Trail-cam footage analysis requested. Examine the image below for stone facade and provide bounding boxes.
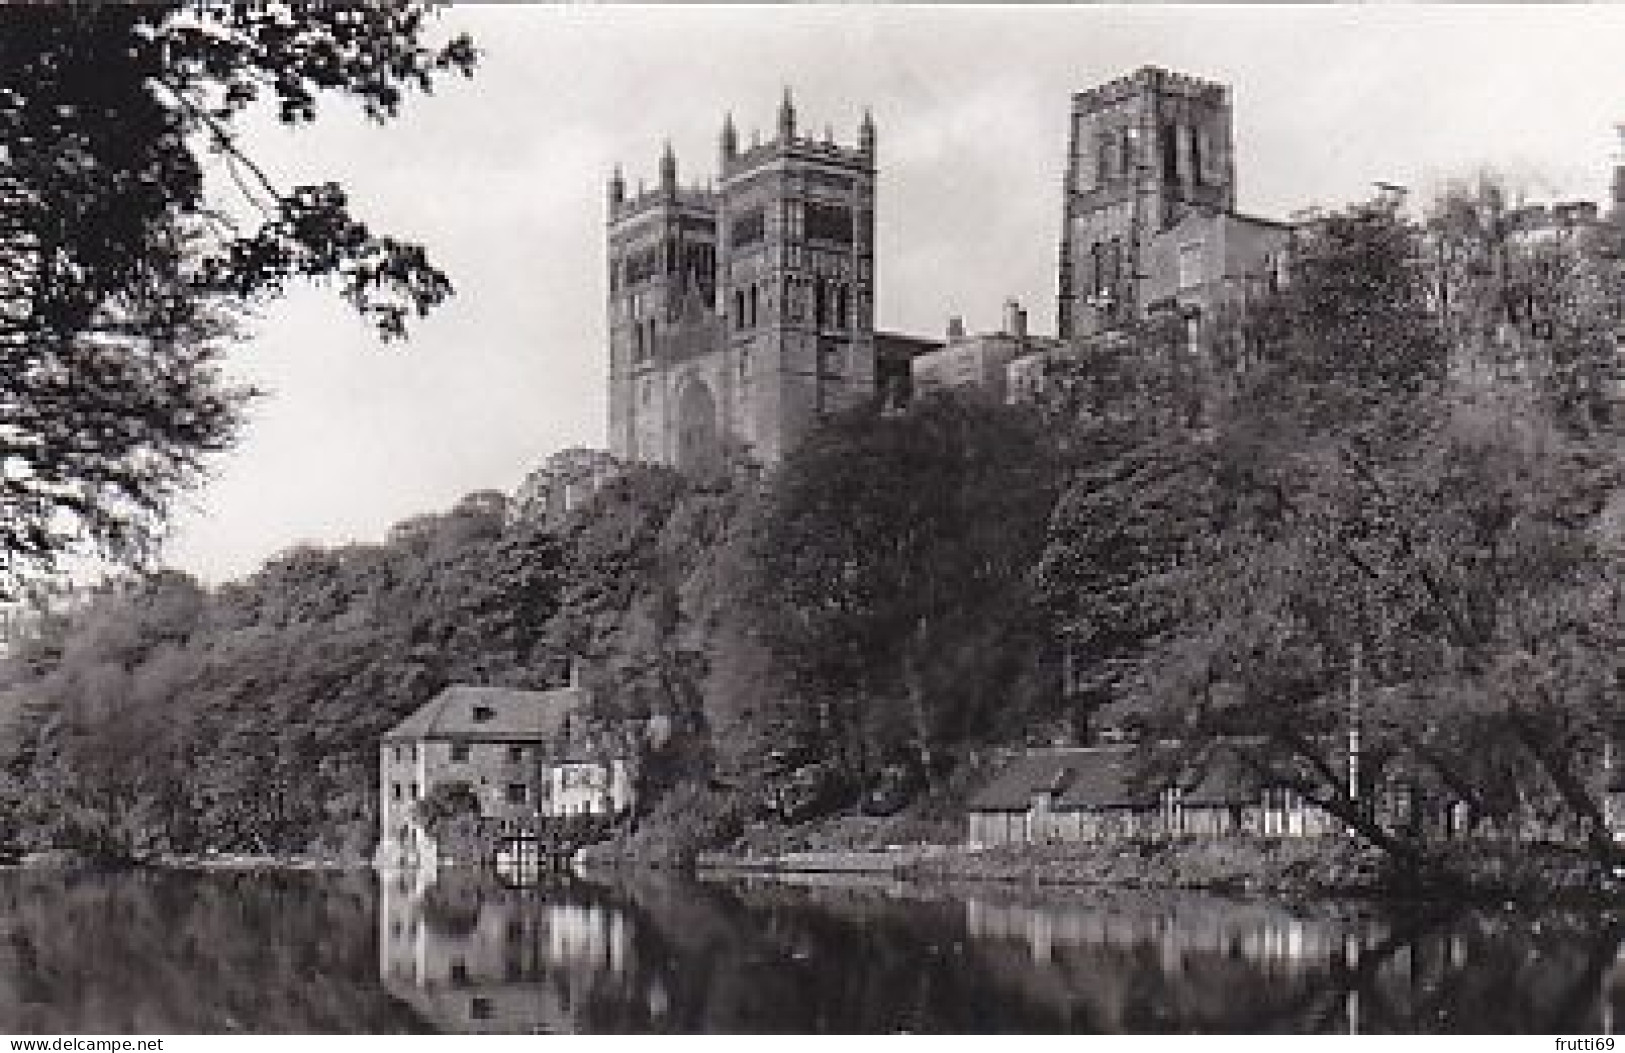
[1056,66,1289,346]
[606,92,881,469]
[376,683,634,868]
[912,299,1062,404]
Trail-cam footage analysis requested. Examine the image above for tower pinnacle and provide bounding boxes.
[721,111,738,164]
[659,140,677,197]
[860,107,876,159]
[778,87,797,142]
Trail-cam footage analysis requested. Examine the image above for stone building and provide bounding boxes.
[376,682,634,868]
[1056,67,1292,348]
[911,299,1063,405]
[607,91,893,470]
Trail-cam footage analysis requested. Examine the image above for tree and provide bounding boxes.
[1078,195,1625,880]
[738,393,1062,786]
[0,3,476,597]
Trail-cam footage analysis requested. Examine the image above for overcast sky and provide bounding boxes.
[161,4,1625,583]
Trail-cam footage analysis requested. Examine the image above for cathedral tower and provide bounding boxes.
[607,93,877,469]
[1057,67,1236,340]
[717,89,877,465]
[606,144,722,467]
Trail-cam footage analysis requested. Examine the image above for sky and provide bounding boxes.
[161,4,1625,583]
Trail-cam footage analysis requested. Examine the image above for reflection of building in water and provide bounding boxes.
[378,870,645,1034]
[964,897,1346,976]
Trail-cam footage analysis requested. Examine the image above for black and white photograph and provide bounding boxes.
[3,0,1625,1037]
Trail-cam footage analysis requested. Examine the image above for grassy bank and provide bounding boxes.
[899,837,1388,896]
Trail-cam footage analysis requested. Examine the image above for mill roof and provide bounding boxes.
[382,684,588,744]
[967,745,1262,813]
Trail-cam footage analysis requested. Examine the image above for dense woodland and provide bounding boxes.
[4,179,1625,885]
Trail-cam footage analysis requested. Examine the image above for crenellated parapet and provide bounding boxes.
[1072,65,1230,109]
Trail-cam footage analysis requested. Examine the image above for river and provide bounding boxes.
[0,865,1620,1033]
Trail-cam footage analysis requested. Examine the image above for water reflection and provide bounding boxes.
[3,864,1624,1033]
[377,867,639,1033]
[0,867,421,1033]
[374,867,1625,1033]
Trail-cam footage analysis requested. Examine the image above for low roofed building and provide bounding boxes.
[966,745,1336,848]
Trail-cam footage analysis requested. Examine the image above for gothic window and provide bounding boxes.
[734,289,746,329]
[749,284,759,328]
[814,280,827,329]
[1188,125,1203,187]
[1096,129,1113,183]
[730,208,765,248]
[835,285,849,330]
[805,203,853,245]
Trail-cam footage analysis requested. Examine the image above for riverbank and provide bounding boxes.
[1,847,370,871]
[601,808,1620,903]
[691,834,1384,894]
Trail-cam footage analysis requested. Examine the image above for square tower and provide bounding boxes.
[605,147,723,467]
[718,92,878,465]
[1057,67,1236,340]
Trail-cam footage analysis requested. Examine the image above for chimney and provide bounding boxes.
[1003,298,1023,337]
[947,315,965,340]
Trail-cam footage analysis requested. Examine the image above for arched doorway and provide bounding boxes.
[675,374,719,471]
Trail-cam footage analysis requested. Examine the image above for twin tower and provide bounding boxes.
[607,69,1244,470]
[606,90,877,469]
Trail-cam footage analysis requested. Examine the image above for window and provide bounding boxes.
[734,289,746,329]
[1161,123,1179,184]
[835,285,849,330]
[471,705,494,723]
[1187,126,1203,187]
[804,202,853,245]
[410,783,419,800]
[451,742,470,763]
[506,784,528,805]
[507,744,525,764]
[392,783,402,801]
[749,284,759,328]
[729,207,764,248]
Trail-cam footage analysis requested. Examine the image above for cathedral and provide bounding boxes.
[606,69,1304,470]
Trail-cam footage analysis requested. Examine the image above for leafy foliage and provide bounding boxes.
[0,491,564,859]
[737,394,1064,781]
[0,3,476,596]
